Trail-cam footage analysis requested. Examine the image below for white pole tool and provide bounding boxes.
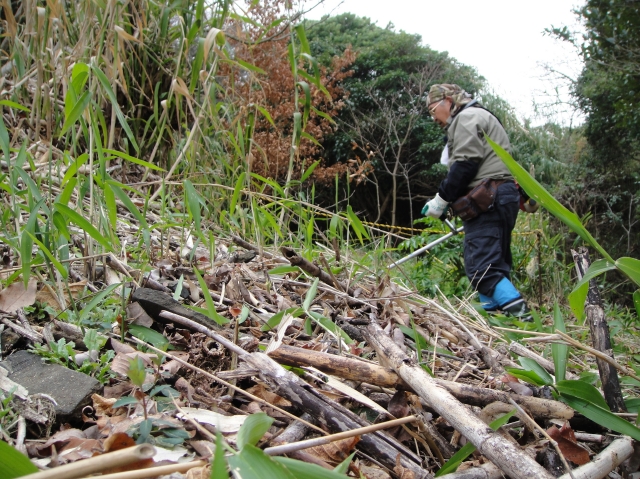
[389,219,464,269]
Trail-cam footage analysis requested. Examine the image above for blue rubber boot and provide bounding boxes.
[478,293,499,312]
[491,277,533,322]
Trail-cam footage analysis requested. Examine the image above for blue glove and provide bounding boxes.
[422,193,449,219]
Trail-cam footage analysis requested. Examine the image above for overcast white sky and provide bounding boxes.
[306,0,585,125]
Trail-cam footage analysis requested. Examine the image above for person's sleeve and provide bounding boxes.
[437,112,484,202]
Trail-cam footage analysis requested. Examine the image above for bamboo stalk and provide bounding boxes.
[263,416,417,456]
[22,445,156,479]
[77,460,206,479]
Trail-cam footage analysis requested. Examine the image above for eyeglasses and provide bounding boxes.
[429,100,444,117]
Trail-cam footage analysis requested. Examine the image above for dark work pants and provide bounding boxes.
[462,182,520,296]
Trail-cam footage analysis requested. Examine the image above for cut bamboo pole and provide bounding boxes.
[77,460,206,479]
[22,445,156,479]
[557,436,634,479]
[263,416,417,456]
[365,321,554,479]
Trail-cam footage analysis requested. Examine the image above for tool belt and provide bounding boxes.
[451,178,507,221]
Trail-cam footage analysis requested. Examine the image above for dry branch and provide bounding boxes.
[364,321,554,479]
[269,344,574,419]
[280,246,356,296]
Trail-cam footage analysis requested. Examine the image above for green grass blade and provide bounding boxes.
[230,172,246,213]
[518,357,554,385]
[552,302,568,382]
[184,179,203,232]
[237,412,273,449]
[54,204,114,251]
[194,269,229,325]
[60,90,91,136]
[0,440,39,478]
[346,205,369,245]
[91,63,139,152]
[556,380,610,410]
[79,283,121,322]
[103,149,164,171]
[560,393,640,440]
[26,232,68,279]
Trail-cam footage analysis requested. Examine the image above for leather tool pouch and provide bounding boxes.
[451,178,502,221]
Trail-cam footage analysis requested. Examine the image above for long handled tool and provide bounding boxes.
[390,219,464,269]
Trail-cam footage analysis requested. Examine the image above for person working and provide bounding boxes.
[422,84,533,321]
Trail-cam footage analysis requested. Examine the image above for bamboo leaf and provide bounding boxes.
[230,172,246,213]
[128,324,170,351]
[615,257,640,288]
[300,160,320,183]
[346,205,369,244]
[237,412,273,450]
[307,311,354,344]
[256,106,275,128]
[559,393,640,440]
[556,380,610,410]
[54,204,114,251]
[60,90,91,136]
[91,63,139,152]
[275,457,350,478]
[26,232,68,279]
[303,277,319,311]
[190,38,205,93]
[504,368,547,387]
[294,24,311,54]
[79,283,121,322]
[194,269,229,325]
[572,259,616,293]
[234,58,266,75]
[0,115,10,162]
[227,444,296,479]
[210,432,228,478]
[0,440,38,478]
[486,136,613,262]
[436,410,516,476]
[568,281,588,324]
[634,290,640,321]
[108,181,149,229]
[184,179,203,232]
[61,153,89,186]
[552,302,568,382]
[0,100,30,112]
[250,173,284,196]
[103,149,164,171]
[518,357,554,385]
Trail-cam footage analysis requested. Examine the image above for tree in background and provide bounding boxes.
[550,0,640,259]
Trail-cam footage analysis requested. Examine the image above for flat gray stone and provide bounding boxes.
[0,350,102,424]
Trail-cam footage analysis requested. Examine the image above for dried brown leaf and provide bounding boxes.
[246,384,291,407]
[393,454,416,479]
[0,279,37,313]
[103,432,154,473]
[546,423,590,465]
[306,437,360,465]
[35,281,85,310]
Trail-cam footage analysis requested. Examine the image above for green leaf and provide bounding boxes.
[60,89,92,136]
[250,173,284,197]
[210,432,228,478]
[0,115,10,162]
[556,380,610,410]
[26,232,68,279]
[267,265,300,275]
[346,205,369,245]
[294,24,311,54]
[275,457,350,478]
[237,412,274,450]
[113,396,139,408]
[127,356,146,388]
[486,136,613,262]
[551,302,568,382]
[634,290,640,321]
[518,357,553,386]
[230,172,246,214]
[108,181,149,229]
[234,58,266,75]
[261,307,304,331]
[194,269,229,325]
[227,444,296,479]
[61,153,90,186]
[128,324,170,351]
[625,398,640,413]
[54,204,114,251]
[190,38,205,93]
[79,283,120,322]
[0,439,39,478]
[333,452,355,475]
[504,367,547,387]
[103,149,164,171]
[560,393,640,440]
[300,160,320,183]
[0,100,30,112]
[184,179,203,232]
[302,277,319,311]
[572,259,616,293]
[307,311,354,344]
[256,106,275,128]
[436,410,516,476]
[615,257,640,288]
[568,281,588,324]
[91,63,139,152]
